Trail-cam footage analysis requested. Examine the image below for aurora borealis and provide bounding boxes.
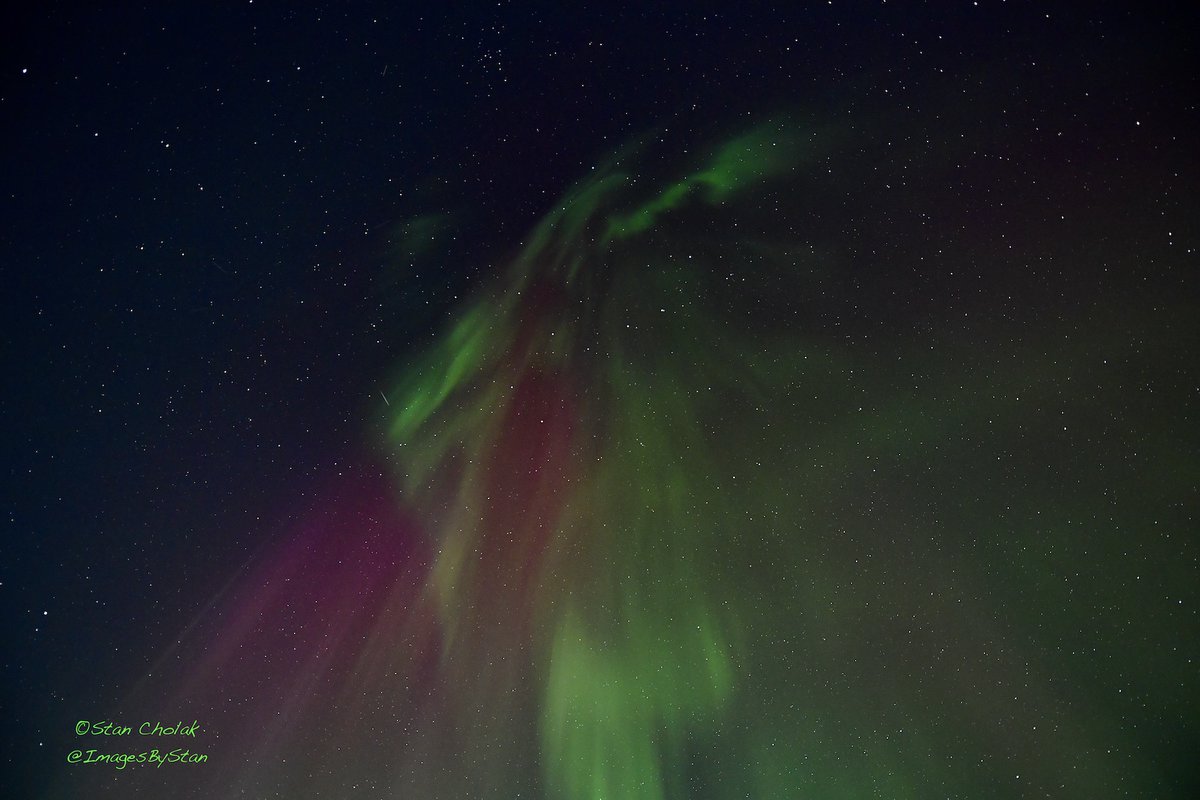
[4,4,1197,799]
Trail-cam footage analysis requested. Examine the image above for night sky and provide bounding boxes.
[2,3,1198,799]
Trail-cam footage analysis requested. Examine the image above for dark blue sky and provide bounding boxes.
[2,3,1197,797]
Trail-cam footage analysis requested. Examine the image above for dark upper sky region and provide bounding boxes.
[2,3,1197,798]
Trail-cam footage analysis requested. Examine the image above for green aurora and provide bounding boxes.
[63,109,1195,800]
[378,115,1198,798]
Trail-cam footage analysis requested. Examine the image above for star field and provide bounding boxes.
[1,4,1197,799]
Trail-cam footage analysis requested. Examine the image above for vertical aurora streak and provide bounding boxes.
[383,121,818,799]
